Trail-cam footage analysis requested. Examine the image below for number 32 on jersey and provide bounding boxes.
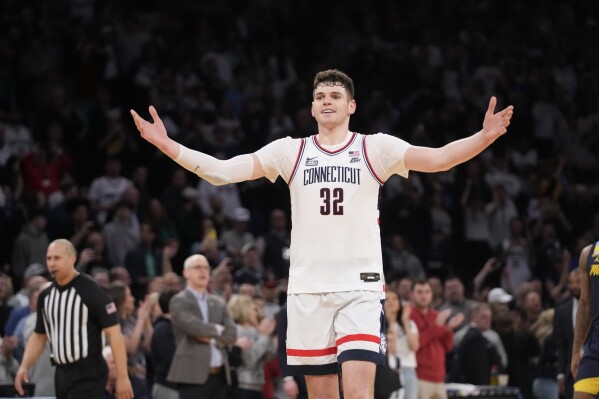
[320,187,343,215]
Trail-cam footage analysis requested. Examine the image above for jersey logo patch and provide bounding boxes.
[350,157,361,163]
[348,151,360,157]
[306,156,318,166]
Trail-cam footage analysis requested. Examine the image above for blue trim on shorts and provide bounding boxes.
[286,363,339,376]
[337,349,386,366]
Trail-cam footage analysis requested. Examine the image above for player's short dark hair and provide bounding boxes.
[158,288,178,314]
[313,69,355,100]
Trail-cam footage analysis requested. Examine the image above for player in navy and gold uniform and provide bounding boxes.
[572,241,599,398]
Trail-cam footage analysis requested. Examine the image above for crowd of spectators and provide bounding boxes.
[1,0,599,398]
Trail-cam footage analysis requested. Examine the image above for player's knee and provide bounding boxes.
[306,388,340,399]
[342,384,373,399]
[305,375,340,399]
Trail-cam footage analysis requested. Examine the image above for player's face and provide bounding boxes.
[311,84,356,129]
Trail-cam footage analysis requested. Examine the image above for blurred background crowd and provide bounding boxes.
[0,0,599,398]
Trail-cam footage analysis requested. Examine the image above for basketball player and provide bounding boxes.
[572,242,599,399]
[131,69,513,399]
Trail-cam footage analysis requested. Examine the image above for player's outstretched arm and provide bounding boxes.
[404,96,514,173]
[130,106,265,185]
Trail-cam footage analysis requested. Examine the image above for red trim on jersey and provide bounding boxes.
[336,334,381,346]
[314,132,356,154]
[363,136,384,185]
[287,347,338,357]
[287,138,306,186]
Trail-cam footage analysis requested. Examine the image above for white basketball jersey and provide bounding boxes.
[287,132,385,294]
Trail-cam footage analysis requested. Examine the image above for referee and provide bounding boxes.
[15,239,134,399]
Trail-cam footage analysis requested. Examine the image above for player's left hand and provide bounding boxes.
[115,375,134,399]
[481,96,514,141]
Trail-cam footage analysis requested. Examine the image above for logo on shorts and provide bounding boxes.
[380,332,387,355]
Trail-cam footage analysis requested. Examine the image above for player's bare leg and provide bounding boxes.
[341,360,376,399]
[305,374,339,399]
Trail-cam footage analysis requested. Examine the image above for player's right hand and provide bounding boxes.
[130,106,168,148]
[14,366,29,396]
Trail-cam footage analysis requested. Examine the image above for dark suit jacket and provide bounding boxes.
[554,297,575,387]
[167,289,237,385]
[458,325,501,385]
[151,316,176,388]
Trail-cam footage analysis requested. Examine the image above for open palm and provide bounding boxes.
[482,96,514,141]
[130,106,168,148]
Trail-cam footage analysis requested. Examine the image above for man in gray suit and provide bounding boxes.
[167,254,237,399]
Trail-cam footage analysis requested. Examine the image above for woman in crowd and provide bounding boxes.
[385,289,420,399]
[227,294,277,399]
[531,308,558,399]
[109,280,154,399]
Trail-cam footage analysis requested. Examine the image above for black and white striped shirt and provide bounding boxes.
[35,274,118,365]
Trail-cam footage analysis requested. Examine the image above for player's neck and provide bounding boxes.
[317,125,351,146]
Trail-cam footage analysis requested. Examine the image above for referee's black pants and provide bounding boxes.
[55,356,108,399]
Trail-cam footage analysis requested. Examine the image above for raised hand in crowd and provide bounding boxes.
[436,308,452,326]
[258,317,277,337]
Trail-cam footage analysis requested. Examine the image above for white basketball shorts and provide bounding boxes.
[285,290,386,375]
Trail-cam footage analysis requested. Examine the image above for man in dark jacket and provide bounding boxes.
[151,288,179,399]
[458,303,501,385]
